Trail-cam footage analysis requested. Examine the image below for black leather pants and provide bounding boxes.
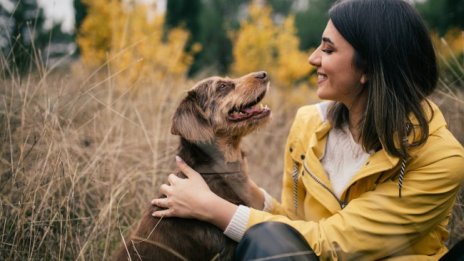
[234,222,319,261]
[439,238,464,261]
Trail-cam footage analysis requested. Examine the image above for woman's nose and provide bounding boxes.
[308,47,321,67]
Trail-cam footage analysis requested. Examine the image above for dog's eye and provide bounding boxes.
[215,81,234,97]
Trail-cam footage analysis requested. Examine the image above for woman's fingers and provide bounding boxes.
[159,184,172,196]
[167,173,179,185]
[152,207,173,218]
[175,156,200,179]
[150,156,213,220]
[151,197,169,208]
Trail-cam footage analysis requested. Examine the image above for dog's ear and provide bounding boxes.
[171,90,214,142]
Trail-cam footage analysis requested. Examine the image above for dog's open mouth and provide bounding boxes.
[227,90,271,122]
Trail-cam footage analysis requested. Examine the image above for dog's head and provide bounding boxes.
[171,71,271,143]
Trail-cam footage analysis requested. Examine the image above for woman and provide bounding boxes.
[152,0,464,259]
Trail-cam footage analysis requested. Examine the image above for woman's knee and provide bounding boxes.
[234,222,319,260]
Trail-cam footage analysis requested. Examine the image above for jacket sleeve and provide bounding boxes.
[247,134,464,260]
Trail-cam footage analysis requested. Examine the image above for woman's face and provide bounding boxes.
[309,20,366,107]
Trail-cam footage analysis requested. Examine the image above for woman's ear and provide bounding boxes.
[360,74,367,85]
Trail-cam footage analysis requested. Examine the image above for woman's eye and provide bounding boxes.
[322,49,333,54]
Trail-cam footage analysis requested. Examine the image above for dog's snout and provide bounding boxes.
[254,71,268,80]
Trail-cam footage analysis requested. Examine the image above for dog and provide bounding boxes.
[113,71,271,260]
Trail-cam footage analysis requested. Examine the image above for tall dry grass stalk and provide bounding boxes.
[0,50,463,260]
[431,33,464,247]
[431,89,464,247]
[0,65,313,259]
[0,68,184,259]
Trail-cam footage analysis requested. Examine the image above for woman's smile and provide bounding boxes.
[308,20,366,106]
[317,71,328,85]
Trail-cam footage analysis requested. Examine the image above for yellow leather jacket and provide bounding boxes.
[248,101,464,260]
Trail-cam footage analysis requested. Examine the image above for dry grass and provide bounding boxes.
[0,66,462,260]
[431,89,464,247]
[0,67,311,260]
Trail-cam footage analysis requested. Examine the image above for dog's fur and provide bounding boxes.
[113,71,271,260]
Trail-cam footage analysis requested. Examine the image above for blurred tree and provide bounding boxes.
[268,0,293,16]
[164,0,202,75]
[1,0,48,74]
[77,0,117,67]
[430,28,464,90]
[232,4,274,76]
[232,3,312,87]
[77,0,195,85]
[74,0,88,31]
[41,24,76,68]
[444,0,464,30]
[165,0,200,43]
[73,0,88,55]
[415,0,464,35]
[165,0,248,76]
[294,0,334,50]
[415,0,448,34]
[0,0,15,56]
[193,0,246,75]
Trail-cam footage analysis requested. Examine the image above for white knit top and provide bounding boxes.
[321,124,371,199]
[224,107,370,242]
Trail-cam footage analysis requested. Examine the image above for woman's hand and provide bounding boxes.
[151,156,238,230]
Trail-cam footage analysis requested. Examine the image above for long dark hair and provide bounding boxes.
[328,0,438,158]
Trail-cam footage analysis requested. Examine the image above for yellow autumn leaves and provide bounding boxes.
[78,0,195,86]
[77,1,313,88]
[432,29,464,62]
[232,4,312,87]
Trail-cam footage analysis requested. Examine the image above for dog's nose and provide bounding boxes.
[254,71,268,80]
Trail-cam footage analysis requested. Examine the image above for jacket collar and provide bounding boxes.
[409,100,447,140]
[303,100,447,213]
[312,100,446,164]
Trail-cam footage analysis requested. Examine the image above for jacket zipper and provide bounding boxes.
[303,162,347,209]
[292,163,299,213]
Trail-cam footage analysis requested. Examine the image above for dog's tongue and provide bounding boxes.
[229,104,267,120]
[242,105,262,114]
[229,111,250,120]
[229,107,259,120]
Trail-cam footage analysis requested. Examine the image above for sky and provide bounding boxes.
[38,0,74,32]
[37,0,167,33]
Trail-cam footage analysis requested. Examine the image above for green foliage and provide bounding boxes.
[295,0,334,50]
[415,0,464,35]
[165,0,248,75]
[73,0,88,55]
[191,0,241,75]
[74,0,88,31]
[444,0,464,30]
[3,0,48,75]
[165,0,204,75]
[165,0,201,43]
[268,0,293,16]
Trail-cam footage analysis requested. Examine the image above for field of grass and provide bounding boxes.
[0,67,462,260]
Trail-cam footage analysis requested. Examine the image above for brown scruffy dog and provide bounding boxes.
[113,71,271,260]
